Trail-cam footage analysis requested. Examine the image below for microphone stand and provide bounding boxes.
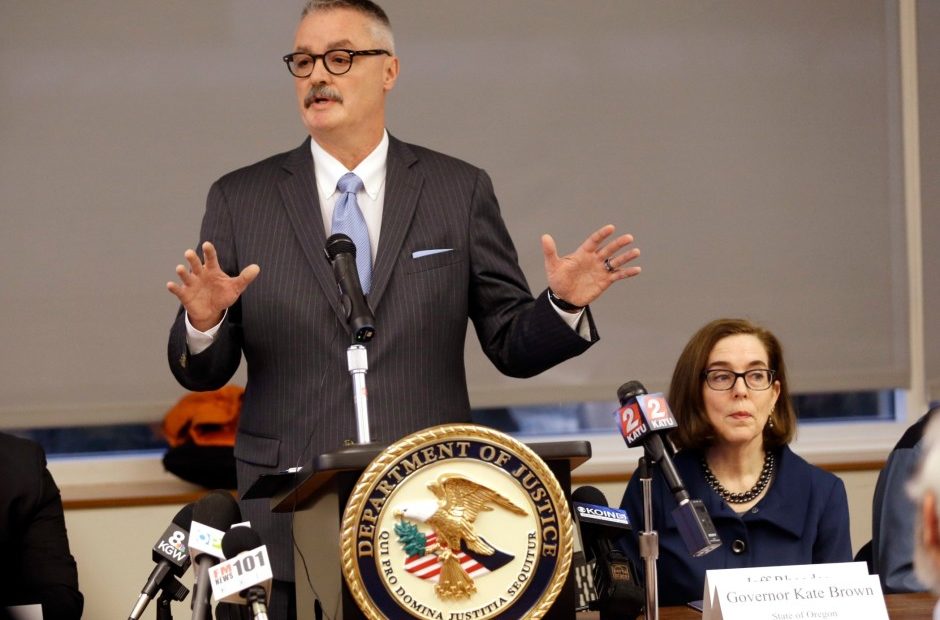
[191,559,216,620]
[156,589,176,620]
[325,235,375,445]
[152,576,188,620]
[637,456,659,620]
[246,586,270,620]
[347,343,371,444]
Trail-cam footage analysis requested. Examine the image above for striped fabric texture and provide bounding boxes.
[168,135,599,581]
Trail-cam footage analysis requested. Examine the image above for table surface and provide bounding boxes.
[577,592,938,619]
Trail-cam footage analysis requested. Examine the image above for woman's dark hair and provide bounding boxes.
[669,318,795,450]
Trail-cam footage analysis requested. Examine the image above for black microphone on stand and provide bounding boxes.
[127,503,195,620]
[571,486,645,619]
[189,491,243,620]
[617,381,721,557]
[324,233,375,343]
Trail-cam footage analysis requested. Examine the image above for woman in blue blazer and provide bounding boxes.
[619,318,852,606]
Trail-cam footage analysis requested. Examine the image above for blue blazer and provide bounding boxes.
[618,445,852,606]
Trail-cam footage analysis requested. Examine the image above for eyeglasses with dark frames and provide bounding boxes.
[282,49,391,77]
[702,368,776,391]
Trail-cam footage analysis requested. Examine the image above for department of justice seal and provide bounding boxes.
[340,424,573,620]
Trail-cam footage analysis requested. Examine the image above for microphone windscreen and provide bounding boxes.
[171,502,195,529]
[617,380,647,404]
[572,485,609,508]
[325,233,356,259]
[192,490,242,530]
[572,486,608,563]
[222,526,263,559]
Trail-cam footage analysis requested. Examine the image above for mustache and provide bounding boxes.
[304,84,343,107]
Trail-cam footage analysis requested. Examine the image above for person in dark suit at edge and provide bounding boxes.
[0,432,83,619]
[869,406,939,592]
[166,1,641,617]
[908,414,940,618]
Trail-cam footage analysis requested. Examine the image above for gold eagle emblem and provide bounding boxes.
[396,473,528,599]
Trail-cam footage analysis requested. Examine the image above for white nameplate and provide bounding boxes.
[703,562,867,618]
[209,545,273,603]
[5,605,43,620]
[704,573,886,620]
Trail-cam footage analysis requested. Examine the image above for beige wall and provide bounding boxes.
[65,470,879,619]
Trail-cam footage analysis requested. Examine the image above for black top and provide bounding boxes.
[0,432,83,618]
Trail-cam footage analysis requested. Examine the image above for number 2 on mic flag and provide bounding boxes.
[619,402,643,436]
[618,393,676,447]
[639,394,676,429]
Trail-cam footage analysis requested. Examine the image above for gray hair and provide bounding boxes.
[301,0,395,53]
[908,414,940,591]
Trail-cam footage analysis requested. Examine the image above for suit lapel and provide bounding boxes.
[278,138,348,323]
[370,136,422,310]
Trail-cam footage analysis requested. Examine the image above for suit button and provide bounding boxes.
[731,539,747,554]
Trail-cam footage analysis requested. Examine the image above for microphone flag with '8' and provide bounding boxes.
[127,502,195,620]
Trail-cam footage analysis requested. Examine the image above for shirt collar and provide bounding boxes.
[310,130,388,201]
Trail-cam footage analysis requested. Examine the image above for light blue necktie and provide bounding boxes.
[331,172,372,294]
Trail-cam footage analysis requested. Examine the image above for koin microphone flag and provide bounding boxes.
[571,486,645,618]
[127,502,195,620]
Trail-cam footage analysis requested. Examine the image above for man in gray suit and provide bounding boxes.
[167,0,640,616]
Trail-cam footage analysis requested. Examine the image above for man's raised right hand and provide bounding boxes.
[166,241,260,332]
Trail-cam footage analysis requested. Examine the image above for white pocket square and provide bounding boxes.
[412,248,453,259]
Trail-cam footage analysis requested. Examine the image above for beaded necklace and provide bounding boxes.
[701,450,775,504]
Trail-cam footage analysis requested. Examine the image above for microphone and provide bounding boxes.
[571,486,645,619]
[324,233,375,343]
[209,526,273,620]
[189,491,243,620]
[617,381,721,557]
[127,502,195,620]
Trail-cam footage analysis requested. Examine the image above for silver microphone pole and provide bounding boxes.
[638,457,659,620]
[346,343,371,444]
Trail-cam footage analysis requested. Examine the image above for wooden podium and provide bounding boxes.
[267,440,591,620]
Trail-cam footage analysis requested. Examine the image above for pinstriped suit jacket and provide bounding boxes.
[168,135,599,580]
